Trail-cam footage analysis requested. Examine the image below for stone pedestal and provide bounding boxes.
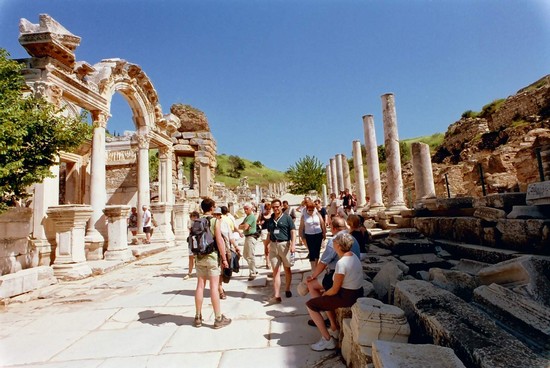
[526,180,550,205]
[173,203,190,250]
[350,297,410,347]
[150,202,175,245]
[103,205,134,261]
[47,205,93,280]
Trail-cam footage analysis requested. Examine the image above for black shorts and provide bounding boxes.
[306,287,363,313]
[143,226,153,234]
[322,270,335,291]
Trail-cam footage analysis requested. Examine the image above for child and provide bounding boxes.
[184,211,200,280]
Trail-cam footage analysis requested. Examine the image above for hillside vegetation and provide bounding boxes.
[215,154,286,188]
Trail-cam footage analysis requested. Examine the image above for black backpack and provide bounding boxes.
[188,216,216,255]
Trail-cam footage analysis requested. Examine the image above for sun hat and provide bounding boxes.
[213,207,222,214]
[297,281,309,296]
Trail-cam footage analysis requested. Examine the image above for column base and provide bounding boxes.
[104,248,134,262]
[53,262,92,281]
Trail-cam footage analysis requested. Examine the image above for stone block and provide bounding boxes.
[350,298,410,347]
[0,267,40,298]
[477,255,550,307]
[507,205,550,219]
[429,268,478,301]
[372,340,466,368]
[379,237,435,255]
[474,192,527,212]
[474,283,550,355]
[434,239,518,264]
[452,258,491,275]
[398,253,449,274]
[341,318,353,366]
[394,280,548,368]
[372,262,405,303]
[454,217,482,244]
[474,206,506,221]
[412,217,438,238]
[526,181,550,205]
[496,219,550,252]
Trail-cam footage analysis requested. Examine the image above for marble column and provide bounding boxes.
[352,140,367,208]
[197,157,210,198]
[411,142,436,202]
[150,203,175,245]
[159,146,174,204]
[330,158,338,195]
[342,154,352,192]
[255,185,261,203]
[85,111,107,259]
[322,184,328,206]
[136,134,151,231]
[382,93,407,211]
[326,165,333,195]
[48,205,93,280]
[363,115,385,210]
[335,154,345,194]
[103,205,134,261]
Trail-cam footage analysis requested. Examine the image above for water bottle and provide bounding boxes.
[289,252,295,266]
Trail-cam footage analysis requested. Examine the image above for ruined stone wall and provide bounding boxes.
[490,78,550,131]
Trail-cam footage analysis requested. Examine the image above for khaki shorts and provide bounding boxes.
[195,252,221,277]
[269,241,291,269]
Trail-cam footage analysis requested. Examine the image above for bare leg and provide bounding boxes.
[194,276,206,315]
[188,255,194,276]
[326,310,338,332]
[307,306,330,340]
[209,275,222,316]
[284,266,292,293]
[272,264,281,298]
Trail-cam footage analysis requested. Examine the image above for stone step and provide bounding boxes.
[433,239,520,264]
[372,340,466,368]
[394,280,548,368]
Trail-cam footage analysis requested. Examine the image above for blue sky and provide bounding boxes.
[1,0,549,172]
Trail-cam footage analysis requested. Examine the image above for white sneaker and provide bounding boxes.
[329,329,340,339]
[310,336,336,351]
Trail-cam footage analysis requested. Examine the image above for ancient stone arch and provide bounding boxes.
[14,14,212,265]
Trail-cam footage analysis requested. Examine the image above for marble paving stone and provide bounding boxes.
[270,314,320,346]
[161,318,271,354]
[0,330,90,366]
[3,360,103,368]
[145,352,221,368]
[52,325,177,361]
[220,345,337,368]
[16,309,117,334]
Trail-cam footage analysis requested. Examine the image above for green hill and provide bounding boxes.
[215,154,286,189]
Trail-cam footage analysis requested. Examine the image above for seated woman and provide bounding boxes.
[306,232,364,351]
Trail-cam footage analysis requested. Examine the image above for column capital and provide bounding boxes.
[159,145,174,159]
[135,134,150,149]
[91,111,108,129]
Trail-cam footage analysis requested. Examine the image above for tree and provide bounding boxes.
[0,49,89,211]
[227,155,245,178]
[286,155,325,194]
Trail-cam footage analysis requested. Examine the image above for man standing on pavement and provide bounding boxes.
[239,203,259,281]
[265,198,296,304]
[193,197,232,329]
[142,205,153,244]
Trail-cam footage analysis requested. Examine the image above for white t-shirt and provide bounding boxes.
[334,254,363,290]
[303,211,323,235]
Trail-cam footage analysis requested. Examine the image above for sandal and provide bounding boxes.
[219,290,227,300]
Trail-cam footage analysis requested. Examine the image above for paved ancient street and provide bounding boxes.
[0,244,345,368]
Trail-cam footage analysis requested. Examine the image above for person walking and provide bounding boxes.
[265,199,296,304]
[299,200,326,271]
[193,198,232,329]
[239,203,259,281]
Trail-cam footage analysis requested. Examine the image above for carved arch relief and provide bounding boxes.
[90,59,163,134]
